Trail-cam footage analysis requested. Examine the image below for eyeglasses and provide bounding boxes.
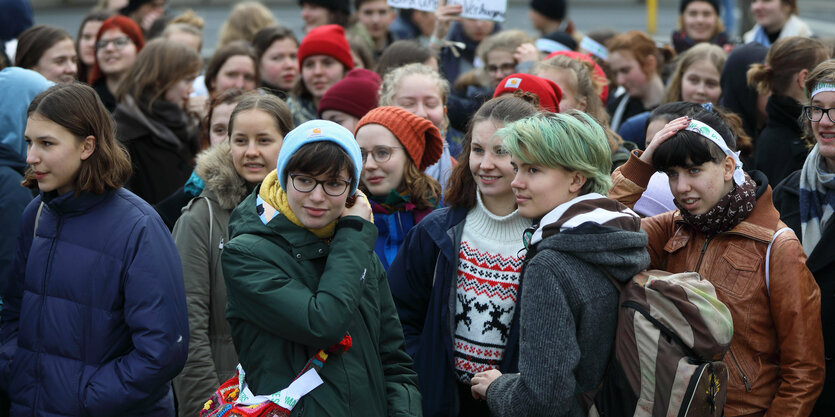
[486,63,516,74]
[289,173,351,196]
[361,146,403,164]
[804,106,835,123]
[95,37,132,50]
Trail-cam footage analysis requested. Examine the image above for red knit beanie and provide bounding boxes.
[493,73,562,113]
[297,24,354,71]
[88,15,145,85]
[355,106,443,171]
[546,50,610,103]
[317,68,381,118]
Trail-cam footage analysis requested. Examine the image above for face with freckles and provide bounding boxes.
[664,156,734,215]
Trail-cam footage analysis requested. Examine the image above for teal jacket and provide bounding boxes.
[221,188,422,416]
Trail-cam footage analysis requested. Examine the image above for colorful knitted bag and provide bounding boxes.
[200,334,353,417]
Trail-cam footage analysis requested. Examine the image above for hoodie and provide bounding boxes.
[0,142,32,286]
[0,67,53,158]
[486,193,649,417]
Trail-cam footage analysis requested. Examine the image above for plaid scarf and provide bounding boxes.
[799,144,835,256]
[676,174,757,237]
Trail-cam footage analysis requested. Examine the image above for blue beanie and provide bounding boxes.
[276,119,363,195]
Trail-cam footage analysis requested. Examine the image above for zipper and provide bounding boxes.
[34,213,61,413]
[693,236,712,273]
[728,348,752,392]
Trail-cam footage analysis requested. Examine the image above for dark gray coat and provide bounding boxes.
[486,222,649,417]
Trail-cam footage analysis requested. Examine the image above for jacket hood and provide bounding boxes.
[535,222,650,283]
[195,141,248,210]
[0,67,53,158]
[114,95,185,147]
[0,142,27,174]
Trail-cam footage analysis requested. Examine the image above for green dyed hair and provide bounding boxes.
[500,110,613,195]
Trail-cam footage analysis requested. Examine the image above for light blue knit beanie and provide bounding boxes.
[275,119,363,195]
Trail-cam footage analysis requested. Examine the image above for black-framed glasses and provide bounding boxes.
[289,173,351,197]
[804,106,835,123]
[361,146,403,164]
[96,37,131,50]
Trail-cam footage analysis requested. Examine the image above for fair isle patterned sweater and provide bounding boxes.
[453,194,530,382]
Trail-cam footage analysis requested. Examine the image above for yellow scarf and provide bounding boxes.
[258,170,337,239]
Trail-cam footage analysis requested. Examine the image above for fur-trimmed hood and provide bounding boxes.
[195,141,249,210]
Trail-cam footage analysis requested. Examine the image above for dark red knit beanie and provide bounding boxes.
[317,68,381,118]
[493,73,562,113]
[88,15,145,84]
[297,24,354,71]
[355,106,443,171]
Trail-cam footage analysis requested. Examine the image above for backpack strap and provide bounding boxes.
[765,227,792,297]
[33,201,44,239]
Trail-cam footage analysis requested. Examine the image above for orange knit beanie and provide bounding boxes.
[355,106,444,171]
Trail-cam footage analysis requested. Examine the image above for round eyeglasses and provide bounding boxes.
[289,173,351,197]
[361,146,404,164]
[95,37,132,50]
[804,106,835,123]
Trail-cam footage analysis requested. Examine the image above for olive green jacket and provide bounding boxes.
[221,187,422,416]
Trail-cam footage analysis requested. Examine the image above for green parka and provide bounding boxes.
[221,187,422,417]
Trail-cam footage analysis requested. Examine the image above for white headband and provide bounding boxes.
[579,36,608,60]
[811,82,835,98]
[684,120,745,186]
[535,38,571,54]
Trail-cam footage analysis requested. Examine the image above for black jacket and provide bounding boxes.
[753,94,809,187]
[773,170,835,416]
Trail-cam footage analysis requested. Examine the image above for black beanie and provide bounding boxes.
[679,0,721,14]
[299,0,350,14]
[529,0,567,22]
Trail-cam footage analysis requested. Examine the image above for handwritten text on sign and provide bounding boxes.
[387,0,507,22]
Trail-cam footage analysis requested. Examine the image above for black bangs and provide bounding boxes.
[285,142,354,180]
[652,130,727,172]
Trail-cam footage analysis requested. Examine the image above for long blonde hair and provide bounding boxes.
[663,43,726,104]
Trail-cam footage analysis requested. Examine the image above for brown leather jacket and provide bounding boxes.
[611,153,824,417]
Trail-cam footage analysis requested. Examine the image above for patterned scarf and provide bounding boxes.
[258,170,337,239]
[676,174,757,237]
[527,192,642,247]
[369,189,436,223]
[799,144,835,256]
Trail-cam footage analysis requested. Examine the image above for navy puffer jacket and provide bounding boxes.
[0,188,188,417]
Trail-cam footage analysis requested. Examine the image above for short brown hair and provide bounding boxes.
[22,83,131,193]
[802,59,835,146]
[228,93,294,139]
[115,38,202,113]
[205,41,259,95]
[284,141,354,182]
[200,88,248,149]
[445,95,540,208]
[15,25,73,70]
[606,30,674,77]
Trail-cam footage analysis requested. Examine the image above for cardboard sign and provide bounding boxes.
[387,0,507,22]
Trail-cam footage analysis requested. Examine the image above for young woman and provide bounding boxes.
[2,82,187,416]
[203,88,246,149]
[469,110,649,416]
[672,0,730,54]
[354,106,442,270]
[204,41,259,98]
[14,24,77,83]
[220,119,420,415]
[172,93,292,417]
[89,15,145,112]
[286,24,353,125]
[299,0,351,33]
[217,1,276,47]
[664,43,726,105]
[318,68,381,132]
[605,30,671,131]
[388,95,539,417]
[743,0,813,47]
[252,26,299,99]
[617,43,726,148]
[379,63,459,193]
[748,36,830,186]
[76,10,112,85]
[113,38,202,204]
[772,60,835,417]
[611,109,824,416]
[474,30,535,92]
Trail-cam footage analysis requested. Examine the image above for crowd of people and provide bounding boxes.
[0,0,834,415]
